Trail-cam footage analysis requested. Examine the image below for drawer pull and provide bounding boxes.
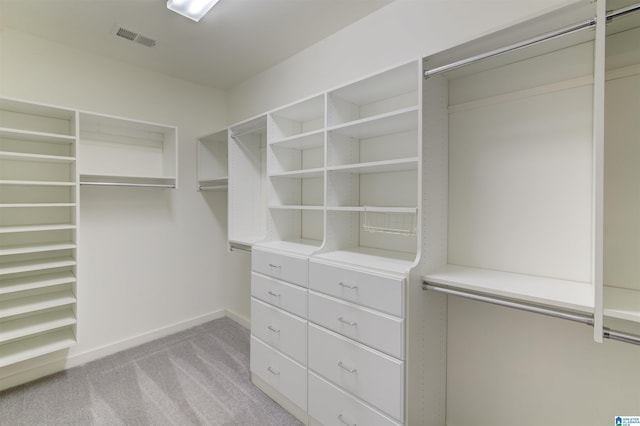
[267,290,281,297]
[268,263,282,269]
[338,361,357,374]
[267,325,280,333]
[338,281,358,290]
[338,317,357,327]
[338,414,356,426]
[267,366,280,376]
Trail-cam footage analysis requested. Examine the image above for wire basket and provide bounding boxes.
[362,208,417,236]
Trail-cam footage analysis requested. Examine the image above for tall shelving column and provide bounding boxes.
[197,129,228,191]
[0,98,78,371]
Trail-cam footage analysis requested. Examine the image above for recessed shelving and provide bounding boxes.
[0,272,76,296]
[197,129,228,191]
[0,151,75,163]
[0,224,76,234]
[0,289,76,320]
[0,309,76,343]
[0,257,77,276]
[0,328,76,369]
[327,158,419,174]
[0,242,76,256]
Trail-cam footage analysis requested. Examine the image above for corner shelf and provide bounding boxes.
[78,112,177,188]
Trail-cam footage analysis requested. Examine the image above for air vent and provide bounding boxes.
[112,25,157,48]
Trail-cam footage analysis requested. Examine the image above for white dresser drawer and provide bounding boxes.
[251,298,307,365]
[253,248,308,286]
[309,372,401,426]
[251,272,307,318]
[308,290,404,359]
[308,324,404,422]
[309,260,404,317]
[250,336,307,411]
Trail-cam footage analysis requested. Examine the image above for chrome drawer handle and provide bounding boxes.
[338,361,357,374]
[338,281,358,290]
[267,290,281,297]
[267,366,280,376]
[268,263,281,269]
[338,414,356,426]
[267,325,280,333]
[338,317,357,327]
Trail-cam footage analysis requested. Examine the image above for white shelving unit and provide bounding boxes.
[197,129,228,191]
[421,1,601,323]
[228,115,268,252]
[0,97,78,368]
[78,112,177,188]
[262,94,326,256]
[603,0,640,324]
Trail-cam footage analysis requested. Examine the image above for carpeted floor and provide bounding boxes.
[0,318,303,426]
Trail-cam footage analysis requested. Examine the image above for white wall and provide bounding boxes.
[227,0,640,424]
[0,27,250,387]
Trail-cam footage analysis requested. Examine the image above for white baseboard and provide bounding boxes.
[225,309,250,329]
[0,309,228,392]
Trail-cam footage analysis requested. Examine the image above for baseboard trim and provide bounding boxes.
[0,309,228,391]
[225,309,250,329]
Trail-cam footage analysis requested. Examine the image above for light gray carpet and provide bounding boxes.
[0,318,303,426]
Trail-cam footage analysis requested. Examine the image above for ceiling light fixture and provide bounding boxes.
[167,0,220,22]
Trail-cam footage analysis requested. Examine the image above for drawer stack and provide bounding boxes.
[308,259,406,426]
[249,247,309,420]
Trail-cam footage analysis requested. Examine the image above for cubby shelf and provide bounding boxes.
[0,224,76,234]
[0,309,76,343]
[269,129,324,149]
[0,151,75,163]
[0,289,76,319]
[0,242,76,256]
[0,203,76,208]
[0,328,76,369]
[0,272,76,296]
[269,168,324,179]
[327,107,418,139]
[327,158,419,174]
[0,127,76,144]
[197,129,228,191]
[0,257,76,276]
[0,180,76,186]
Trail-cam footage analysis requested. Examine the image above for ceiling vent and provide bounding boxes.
[112,25,157,48]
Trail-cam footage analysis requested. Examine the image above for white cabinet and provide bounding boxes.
[197,129,227,191]
[0,97,78,368]
[78,112,177,188]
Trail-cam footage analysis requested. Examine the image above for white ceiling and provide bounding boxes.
[0,0,393,90]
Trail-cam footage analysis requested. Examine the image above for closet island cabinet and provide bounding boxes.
[227,60,431,425]
[0,98,78,369]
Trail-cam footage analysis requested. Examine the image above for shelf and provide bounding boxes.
[423,264,594,313]
[326,206,417,213]
[327,157,419,174]
[0,308,76,344]
[79,174,176,188]
[256,239,322,256]
[0,180,75,187]
[269,168,324,179]
[0,272,76,296]
[269,129,324,149]
[0,127,76,144]
[0,328,76,369]
[198,178,228,191]
[328,107,418,139]
[0,224,76,234]
[269,205,324,211]
[0,242,76,256]
[604,287,640,323]
[0,203,76,208]
[0,289,76,319]
[0,257,76,276]
[0,151,75,163]
[314,247,416,275]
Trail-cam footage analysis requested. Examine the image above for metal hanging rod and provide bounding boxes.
[423,282,640,346]
[607,2,640,21]
[80,181,175,188]
[230,127,265,140]
[423,2,640,80]
[423,18,596,79]
[423,282,594,325]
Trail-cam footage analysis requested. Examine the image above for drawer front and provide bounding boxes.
[250,336,307,411]
[251,272,307,318]
[251,298,307,365]
[309,260,404,317]
[253,248,308,286]
[309,372,401,426]
[308,291,404,359]
[308,324,404,422]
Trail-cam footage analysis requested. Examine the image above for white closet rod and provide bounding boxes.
[423,2,640,79]
[79,181,175,188]
[423,282,640,346]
